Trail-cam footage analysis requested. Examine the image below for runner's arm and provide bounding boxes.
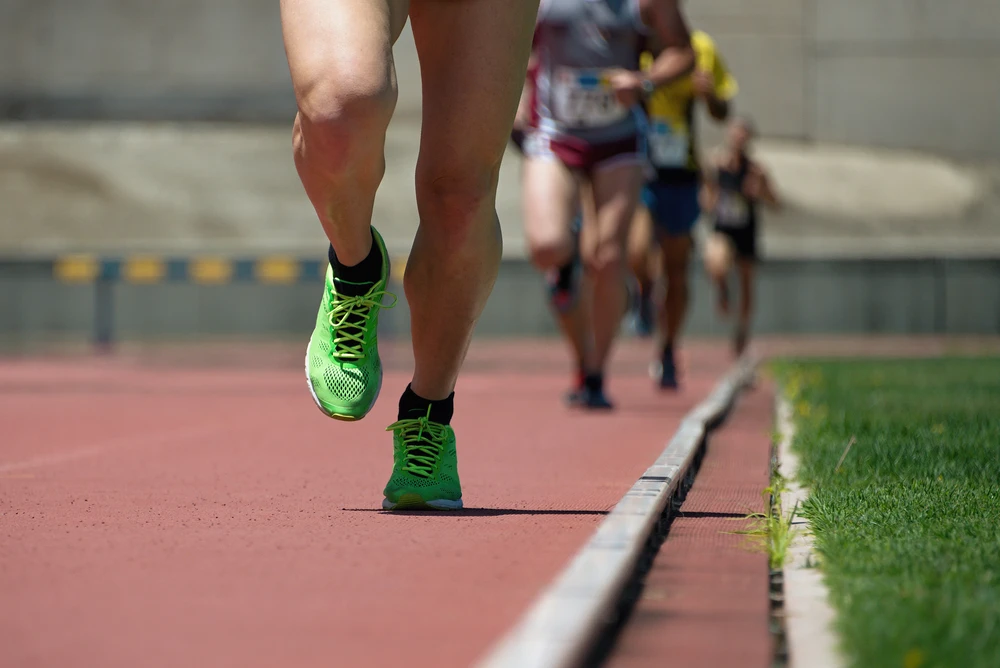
[749,164,782,210]
[705,94,729,122]
[699,181,719,214]
[693,70,729,121]
[510,48,538,154]
[695,37,738,122]
[699,157,721,213]
[758,172,782,210]
[514,51,538,132]
[639,0,695,88]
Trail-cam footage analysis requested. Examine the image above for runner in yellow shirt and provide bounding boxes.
[629,30,738,389]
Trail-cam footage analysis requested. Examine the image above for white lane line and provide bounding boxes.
[776,395,844,668]
[477,358,755,668]
[0,424,227,474]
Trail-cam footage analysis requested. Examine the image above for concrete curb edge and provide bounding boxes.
[776,394,844,668]
[476,357,756,668]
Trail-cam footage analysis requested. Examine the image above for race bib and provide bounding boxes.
[716,191,750,228]
[648,119,690,168]
[552,68,628,129]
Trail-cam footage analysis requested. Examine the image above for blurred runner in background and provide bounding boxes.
[632,30,737,389]
[702,115,781,357]
[517,0,695,409]
[512,52,587,406]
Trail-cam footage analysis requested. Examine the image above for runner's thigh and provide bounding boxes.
[590,163,645,254]
[280,0,409,112]
[522,156,580,256]
[409,0,539,179]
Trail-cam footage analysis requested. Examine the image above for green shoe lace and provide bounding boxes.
[386,407,448,477]
[328,285,396,362]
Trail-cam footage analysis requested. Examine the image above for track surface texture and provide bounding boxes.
[606,382,775,668]
[0,340,731,668]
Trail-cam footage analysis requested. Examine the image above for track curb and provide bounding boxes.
[775,395,843,668]
[477,357,756,668]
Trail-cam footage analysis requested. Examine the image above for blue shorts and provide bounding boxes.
[641,182,701,237]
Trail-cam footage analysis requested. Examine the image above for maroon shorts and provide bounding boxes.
[522,130,645,175]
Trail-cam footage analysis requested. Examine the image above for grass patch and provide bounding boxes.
[737,469,797,570]
[774,357,1000,668]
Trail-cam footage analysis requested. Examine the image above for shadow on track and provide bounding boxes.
[343,508,609,517]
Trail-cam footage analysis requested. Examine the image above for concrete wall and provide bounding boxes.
[3,259,999,348]
[0,0,421,121]
[689,0,1000,157]
[2,1,998,155]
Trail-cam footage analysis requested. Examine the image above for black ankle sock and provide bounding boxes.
[554,260,575,292]
[329,229,383,297]
[398,384,455,425]
[583,373,603,393]
[662,342,675,363]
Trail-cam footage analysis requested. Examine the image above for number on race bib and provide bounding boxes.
[648,120,690,168]
[716,192,750,228]
[552,68,629,129]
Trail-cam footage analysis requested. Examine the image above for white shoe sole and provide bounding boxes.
[382,497,464,511]
[304,338,382,421]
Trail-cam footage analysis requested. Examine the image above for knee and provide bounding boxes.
[528,233,573,270]
[584,239,625,278]
[293,73,396,173]
[415,161,502,244]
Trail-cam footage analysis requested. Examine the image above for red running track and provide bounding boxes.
[0,340,731,668]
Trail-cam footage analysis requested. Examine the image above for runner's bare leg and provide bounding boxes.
[735,258,755,353]
[627,205,659,298]
[523,158,579,269]
[280,0,410,265]
[406,0,539,400]
[523,157,598,374]
[584,163,645,369]
[658,234,693,346]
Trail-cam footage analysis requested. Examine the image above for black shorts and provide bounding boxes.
[715,224,757,260]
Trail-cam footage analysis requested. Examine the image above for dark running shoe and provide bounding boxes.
[579,385,614,410]
[734,326,749,357]
[568,374,615,410]
[659,346,679,390]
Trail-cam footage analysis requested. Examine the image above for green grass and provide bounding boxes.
[774,357,1000,668]
[736,469,797,570]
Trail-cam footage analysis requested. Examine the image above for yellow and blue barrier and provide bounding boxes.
[52,255,328,285]
[52,255,409,285]
[45,254,409,349]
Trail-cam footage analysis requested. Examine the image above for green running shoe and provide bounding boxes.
[383,407,463,510]
[305,228,395,421]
